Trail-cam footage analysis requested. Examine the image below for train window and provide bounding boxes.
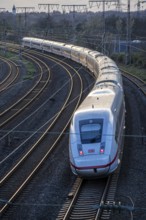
[101,65,118,70]
[96,80,118,86]
[64,49,70,54]
[79,119,103,144]
[44,45,51,49]
[32,43,40,46]
[53,47,60,51]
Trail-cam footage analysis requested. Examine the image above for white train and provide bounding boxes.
[22,37,125,178]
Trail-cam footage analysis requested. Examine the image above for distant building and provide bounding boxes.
[12,5,16,15]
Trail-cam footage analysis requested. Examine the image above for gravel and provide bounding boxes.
[1,55,94,220]
[1,52,146,220]
[110,77,146,220]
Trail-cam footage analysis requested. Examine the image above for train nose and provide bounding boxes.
[75,154,110,167]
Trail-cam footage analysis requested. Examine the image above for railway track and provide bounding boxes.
[55,65,146,220]
[0,56,19,92]
[0,46,87,217]
[121,68,146,95]
[0,50,50,127]
[1,42,145,220]
[0,47,87,163]
[57,167,121,220]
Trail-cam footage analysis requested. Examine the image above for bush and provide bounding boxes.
[111,53,125,63]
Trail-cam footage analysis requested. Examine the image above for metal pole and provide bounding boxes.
[38,4,59,37]
[16,7,35,34]
[89,0,121,54]
[126,0,131,65]
[102,0,105,53]
[61,5,87,18]
[38,4,59,17]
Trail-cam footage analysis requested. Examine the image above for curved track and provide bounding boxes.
[121,68,146,95]
[1,42,145,220]
[57,66,146,220]
[0,50,51,126]
[0,57,19,92]
[0,46,91,217]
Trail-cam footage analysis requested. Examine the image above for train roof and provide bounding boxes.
[72,45,84,51]
[96,73,122,87]
[51,41,65,46]
[88,50,102,58]
[76,84,122,116]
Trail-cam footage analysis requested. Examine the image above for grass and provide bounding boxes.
[22,60,35,80]
[1,49,145,82]
[0,50,35,80]
[118,64,146,82]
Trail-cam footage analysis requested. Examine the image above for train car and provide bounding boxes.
[86,51,102,75]
[51,42,66,56]
[61,44,73,59]
[42,40,53,53]
[97,56,119,74]
[22,37,32,48]
[69,79,125,178]
[22,37,125,178]
[71,46,84,63]
[31,38,43,50]
[22,37,43,50]
[69,54,125,178]
[79,48,92,67]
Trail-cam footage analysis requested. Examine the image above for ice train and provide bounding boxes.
[22,37,125,178]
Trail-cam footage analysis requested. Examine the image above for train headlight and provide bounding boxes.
[79,150,84,156]
[100,142,105,154]
[77,144,84,156]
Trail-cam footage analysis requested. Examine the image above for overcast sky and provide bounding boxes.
[0,0,145,12]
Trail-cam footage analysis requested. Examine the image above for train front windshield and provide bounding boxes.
[79,119,103,144]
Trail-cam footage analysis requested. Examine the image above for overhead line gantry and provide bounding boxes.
[38,4,59,16]
[0,8,5,12]
[62,5,87,18]
[38,4,59,37]
[136,0,146,16]
[89,0,120,53]
[16,7,35,32]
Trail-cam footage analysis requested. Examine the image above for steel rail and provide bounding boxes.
[0,56,19,92]
[121,68,146,96]
[0,50,50,128]
[0,58,11,86]
[0,54,83,216]
[0,52,72,167]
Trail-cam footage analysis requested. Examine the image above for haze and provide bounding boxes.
[0,0,144,12]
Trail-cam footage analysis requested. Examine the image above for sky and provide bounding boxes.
[0,0,146,12]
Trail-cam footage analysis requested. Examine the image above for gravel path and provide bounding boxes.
[111,77,146,220]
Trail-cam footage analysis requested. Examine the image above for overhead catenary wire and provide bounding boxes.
[0,41,144,140]
[0,197,146,213]
[0,199,134,209]
[0,129,145,138]
[0,55,95,164]
[0,45,145,140]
